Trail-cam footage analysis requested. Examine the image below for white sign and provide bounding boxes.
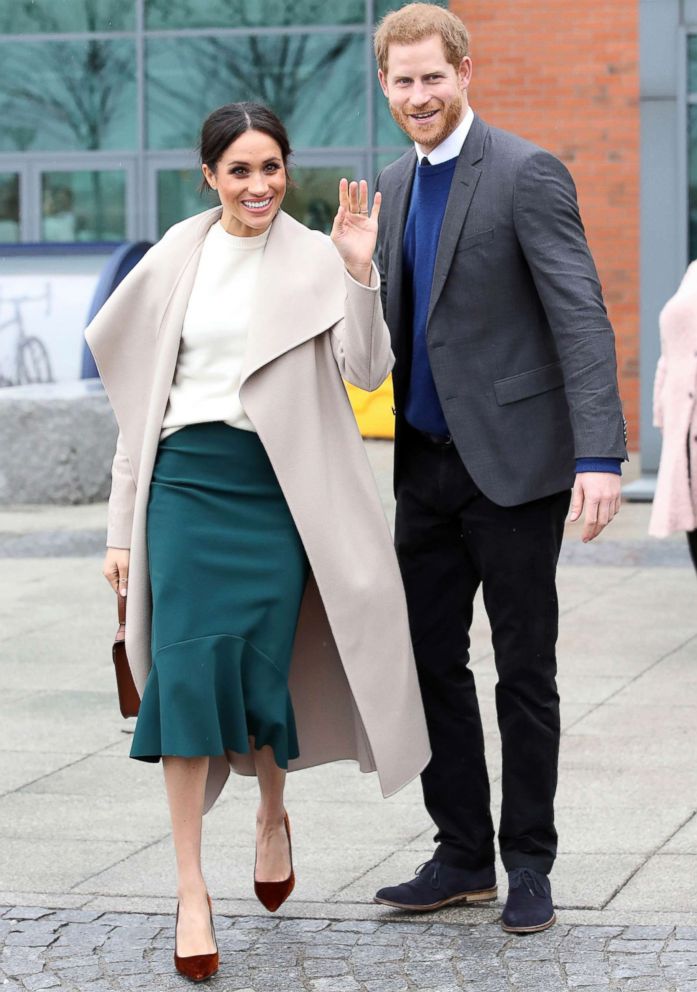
[0,273,98,387]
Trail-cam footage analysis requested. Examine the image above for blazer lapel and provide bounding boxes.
[427,115,488,327]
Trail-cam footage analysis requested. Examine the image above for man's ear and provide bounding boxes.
[458,56,473,90]
[378,68,390,98]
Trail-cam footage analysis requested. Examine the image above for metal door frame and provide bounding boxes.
[0,152,138,242]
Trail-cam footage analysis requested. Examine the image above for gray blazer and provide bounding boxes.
[376,114,627,506]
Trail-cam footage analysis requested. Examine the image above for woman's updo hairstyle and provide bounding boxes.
[198,102,292,194]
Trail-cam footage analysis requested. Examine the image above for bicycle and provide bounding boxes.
[0,283,54,386]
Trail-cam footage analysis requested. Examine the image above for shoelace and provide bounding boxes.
[415,861,440,890]
[508,867,547,897]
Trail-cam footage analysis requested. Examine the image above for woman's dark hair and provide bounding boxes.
[198,102,292,194]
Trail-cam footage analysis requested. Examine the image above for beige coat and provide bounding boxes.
[650,262,697,538]
[85,207,430,811]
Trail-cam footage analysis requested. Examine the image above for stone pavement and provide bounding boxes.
[3,909,697,992]
[2,441,697,990]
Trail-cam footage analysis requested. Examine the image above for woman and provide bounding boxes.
[649,261,697,571]
[85,102,430,982]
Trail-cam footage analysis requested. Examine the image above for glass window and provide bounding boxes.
[374,0,447,21]
[0,41,136,151]
[146,34,365,150]
[146,0,365,30]
[284,166,358,233]
[41,171,127,242]
[0,174,20,243]
[157,169,218,237]
[0,0,134,34]
[690,37,697,93]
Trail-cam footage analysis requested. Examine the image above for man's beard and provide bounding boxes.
[389,92,464,148]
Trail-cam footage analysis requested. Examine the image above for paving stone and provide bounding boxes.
[2,911,52,923]
[3,933,57,949]
[609,939,666,954]
[669,941,697,953]
[0,907,690,989]
[232,917,279,930]
[309,979,361,992]
[363,980,408,992]
[621,926,675,941]
[19,974,61,991]
[333,920,381,933]
[662,952,697,968]
[45,909,103,924]
[278,919,330,933]
[302,958,351,978]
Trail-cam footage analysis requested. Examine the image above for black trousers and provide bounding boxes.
[394,426,570,874]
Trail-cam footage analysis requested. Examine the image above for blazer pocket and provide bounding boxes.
[494,361,565,405]
[455,227,495,252]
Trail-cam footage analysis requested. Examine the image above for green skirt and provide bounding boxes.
[130,421,309,768]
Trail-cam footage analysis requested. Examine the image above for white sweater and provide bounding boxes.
[160,221,270,439]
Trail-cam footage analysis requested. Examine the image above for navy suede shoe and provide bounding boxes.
[501,868,556,933]
[374,859,497,911]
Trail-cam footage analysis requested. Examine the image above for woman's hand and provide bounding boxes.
[330,179,382,286]
[103,547,130,598]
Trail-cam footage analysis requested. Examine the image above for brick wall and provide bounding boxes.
[450,0,640,448]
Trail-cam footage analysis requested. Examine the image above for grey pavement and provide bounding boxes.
[2,441,697,990]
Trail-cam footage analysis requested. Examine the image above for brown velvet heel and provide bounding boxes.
[254,811,295,912]
[174,893,219,982]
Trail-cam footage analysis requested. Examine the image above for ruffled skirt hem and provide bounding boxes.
[130,632,300,770]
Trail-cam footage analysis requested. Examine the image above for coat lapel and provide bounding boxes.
[427,115,488,326]
[240,210,345,387]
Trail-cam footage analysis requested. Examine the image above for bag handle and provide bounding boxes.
[117,591,126,627]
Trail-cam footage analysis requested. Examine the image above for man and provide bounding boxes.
[372,3,626,933]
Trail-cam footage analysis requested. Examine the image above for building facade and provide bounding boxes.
[0,0,441,245]
[4,1,696,473]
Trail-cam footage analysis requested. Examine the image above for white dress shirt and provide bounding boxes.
[415,105,475,164]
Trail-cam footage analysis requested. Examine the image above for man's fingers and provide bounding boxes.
[597,500,611,529]
[568,479,584,522]
[581,498,599,542]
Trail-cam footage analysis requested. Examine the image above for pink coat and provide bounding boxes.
[649,262,697,537]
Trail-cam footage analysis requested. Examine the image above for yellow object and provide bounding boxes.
[345,375,396,439]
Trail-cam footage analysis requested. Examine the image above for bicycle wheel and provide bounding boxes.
[18,336,53,384]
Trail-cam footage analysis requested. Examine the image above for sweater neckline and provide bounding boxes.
[416,156,459,176]
[211,220,272,250]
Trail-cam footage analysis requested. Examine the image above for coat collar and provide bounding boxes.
[86,206,346,467]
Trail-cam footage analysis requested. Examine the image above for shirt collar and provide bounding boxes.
[415,106,474,165]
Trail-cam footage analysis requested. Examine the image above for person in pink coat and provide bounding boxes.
[649,261,697,571]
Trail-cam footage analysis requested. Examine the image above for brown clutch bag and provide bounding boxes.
[112,593,140,718]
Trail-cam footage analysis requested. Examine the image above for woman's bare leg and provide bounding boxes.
[162,755,216,956]
[252,742,292,881]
